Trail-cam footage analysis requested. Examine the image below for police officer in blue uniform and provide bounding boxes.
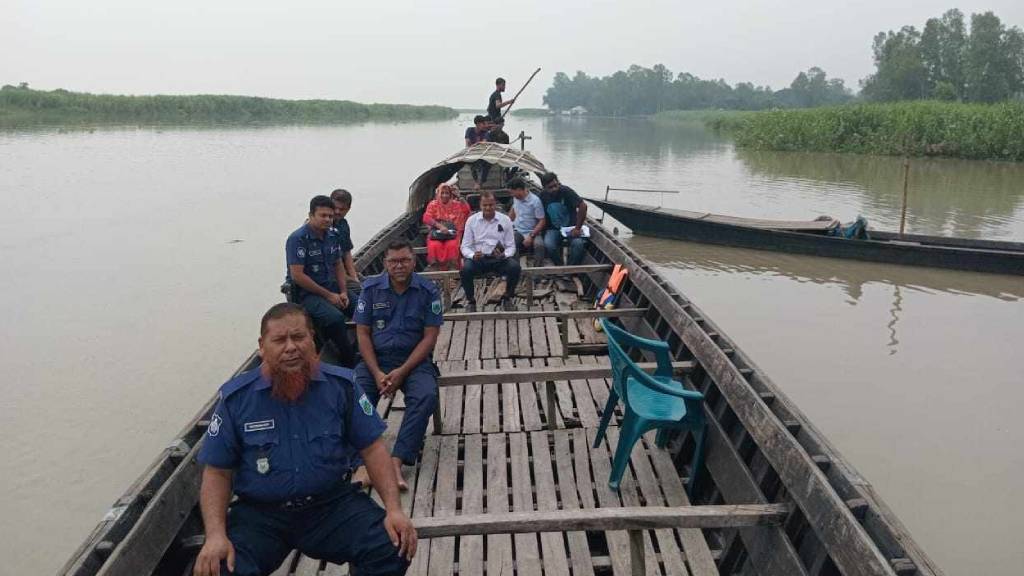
[194,303,416,576]
[351,240,443,490]
[285,195,356,368]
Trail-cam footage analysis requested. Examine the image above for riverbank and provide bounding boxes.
[0,85,457,127]
[678,101,1024,162]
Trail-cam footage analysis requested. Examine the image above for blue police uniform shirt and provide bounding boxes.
[198,363,385,503]
[331,218,354,256]
[353,272,444,360]
[285,223,343,294]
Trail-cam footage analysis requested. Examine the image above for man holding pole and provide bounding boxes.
[487,77,514,122]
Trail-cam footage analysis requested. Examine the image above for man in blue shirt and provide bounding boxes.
[539,172,589,266]
[507,177,546,267]
[330,188,361,317]
[194,303,416,576]
[285,195,355,367]
[352,240,443,490]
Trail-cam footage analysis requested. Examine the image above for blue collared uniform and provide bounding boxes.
[197,364,407,575]
[285,223,356,367]
[286,223,344,295]
[353,272,443,465]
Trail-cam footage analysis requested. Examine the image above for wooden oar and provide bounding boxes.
[500,67,542,120]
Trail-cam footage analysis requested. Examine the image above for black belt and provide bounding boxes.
[246,475,353,512]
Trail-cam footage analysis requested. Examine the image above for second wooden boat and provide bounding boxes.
[589,198,1024,276]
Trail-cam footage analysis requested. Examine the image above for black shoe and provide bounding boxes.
[466,302,477,313]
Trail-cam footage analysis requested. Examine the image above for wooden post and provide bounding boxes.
[526,273,534,309]
[545,381,557,431]
[629,530,645,576]
[432,404,442,435]
[558,318,569,358]
[899,156,910,236]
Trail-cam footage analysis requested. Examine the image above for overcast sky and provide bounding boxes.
[4,1,1023,108]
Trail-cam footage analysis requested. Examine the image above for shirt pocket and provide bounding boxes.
[371,305,394,331]
[241,430,280,471]
[403,307,425,332]
[306,415,347,464]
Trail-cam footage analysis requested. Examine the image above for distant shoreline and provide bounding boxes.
[0,85,458,127]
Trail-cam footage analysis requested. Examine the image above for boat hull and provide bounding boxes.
[590,198,1024,276]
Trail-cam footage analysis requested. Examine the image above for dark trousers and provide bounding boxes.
[470,160,491,185]
[224,483,409,575]
[514,231,546,267]
[299,293,356,368]
[354,358,438,465]
[459,257,521,304]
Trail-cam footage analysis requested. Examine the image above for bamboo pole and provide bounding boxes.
[899,157,910,236]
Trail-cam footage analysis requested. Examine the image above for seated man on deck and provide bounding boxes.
[487,117,510,144]
[285,195,356,368]
[539,171,589,266]
[351,240,443,490]
[193,303,415,576]
[459,190,520,312]
[507,177,546,267]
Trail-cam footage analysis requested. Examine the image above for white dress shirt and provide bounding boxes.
[461,211,517,259]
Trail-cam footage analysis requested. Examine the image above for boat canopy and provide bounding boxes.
[407,143,547,211]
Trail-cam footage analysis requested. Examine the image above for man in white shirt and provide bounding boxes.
[459,191,520,312]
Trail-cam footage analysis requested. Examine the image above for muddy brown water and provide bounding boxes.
[1,116,1021,575]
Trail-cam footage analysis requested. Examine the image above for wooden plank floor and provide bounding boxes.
[285,278,718,576]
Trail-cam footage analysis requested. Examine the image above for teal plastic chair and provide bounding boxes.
[594,318,707,495]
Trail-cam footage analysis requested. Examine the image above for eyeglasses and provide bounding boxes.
[385,257,413,266]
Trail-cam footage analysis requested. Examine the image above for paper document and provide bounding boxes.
[560,225,591,238]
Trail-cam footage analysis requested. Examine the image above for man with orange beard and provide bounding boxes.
[194,303,415,576]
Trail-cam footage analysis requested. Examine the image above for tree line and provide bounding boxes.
[862,9,1024,103]
[0,84,457,126]
[542,8,1022,115]
[542,65,851,116]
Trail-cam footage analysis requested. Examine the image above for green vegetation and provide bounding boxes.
[509,108,552,117]
[0,84,457,127]
[542,65,851,115]
[863,9,1024,103]
[708,101,1024,161]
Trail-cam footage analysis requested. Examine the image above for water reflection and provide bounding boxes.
[626,235,1023,355]
[736,149,1024,240]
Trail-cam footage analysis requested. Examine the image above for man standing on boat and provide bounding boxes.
[285,195,357,368]
[539,172,589,266]
[351,240,442,490]
[194,303,415,576]
[487,77,514,122]
[460,190,520,311]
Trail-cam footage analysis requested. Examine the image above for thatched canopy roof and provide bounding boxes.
[407,143,547,211]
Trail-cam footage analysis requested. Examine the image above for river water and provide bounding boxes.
[1,116,1021,575]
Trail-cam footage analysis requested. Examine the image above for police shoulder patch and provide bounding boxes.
[296,246,306,258]
[431,299,442,315]
[357,299,366,313]
[358,393,374,416]
[208,413,222,437]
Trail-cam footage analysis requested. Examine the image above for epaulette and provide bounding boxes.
[360,273,387,290]
[413,273,440,294]
[320,362,355,383]
[218,367,262,400]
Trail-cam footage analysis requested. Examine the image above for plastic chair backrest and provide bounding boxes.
[601,318,635,401]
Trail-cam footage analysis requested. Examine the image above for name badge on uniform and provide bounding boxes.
[244,419,275,433]
[373,302,389,310]
[256,456,270,475]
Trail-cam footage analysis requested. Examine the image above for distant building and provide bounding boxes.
[569,106,589,116]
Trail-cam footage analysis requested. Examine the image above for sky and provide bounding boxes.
[3,0,1023,108]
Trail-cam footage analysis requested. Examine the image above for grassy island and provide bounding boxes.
[704,101,1024,162]
[0,85,458,127]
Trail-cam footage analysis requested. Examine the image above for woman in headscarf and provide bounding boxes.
[422,182,470,271]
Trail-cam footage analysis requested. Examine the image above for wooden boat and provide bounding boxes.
[589,198,1024,276]
[62,144,943,576]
